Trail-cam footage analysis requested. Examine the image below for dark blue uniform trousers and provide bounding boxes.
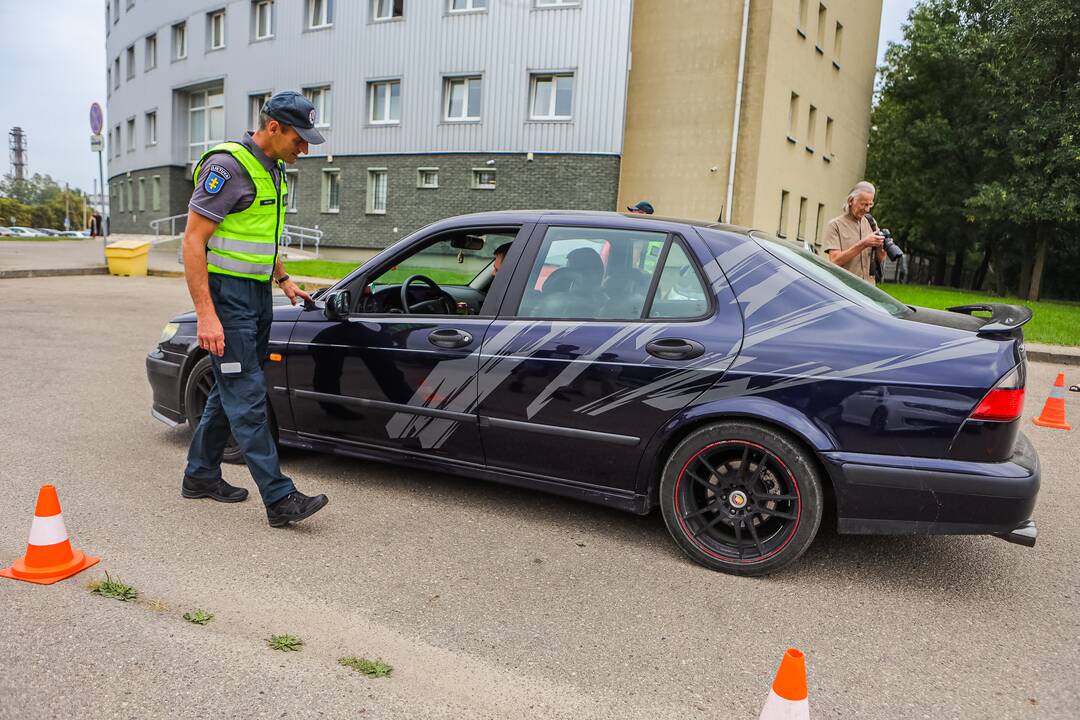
[185,273,296,506]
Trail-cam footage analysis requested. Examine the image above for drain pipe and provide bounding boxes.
[724,0,752,224]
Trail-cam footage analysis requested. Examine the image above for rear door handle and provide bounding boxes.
[646,338,705,361]
[428,328,473,349]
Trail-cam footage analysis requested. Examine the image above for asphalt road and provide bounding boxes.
[0,275,1077,719]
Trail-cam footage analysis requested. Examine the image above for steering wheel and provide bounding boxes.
[400,274,455,314]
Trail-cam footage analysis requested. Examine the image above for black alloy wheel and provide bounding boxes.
[184,355,244,465]
[660,422,823,576]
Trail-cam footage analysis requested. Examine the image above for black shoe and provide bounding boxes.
[266,491,329,528]
[181,475,249,503]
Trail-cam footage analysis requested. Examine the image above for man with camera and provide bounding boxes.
[822,181,890,284]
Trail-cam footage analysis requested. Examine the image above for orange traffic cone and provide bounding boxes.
[0,484,99,585]
[1033,373,1071,430]
[758,648,809,719]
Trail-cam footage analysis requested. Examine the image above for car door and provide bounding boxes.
[285,225,528,466]
[474,220,743,495]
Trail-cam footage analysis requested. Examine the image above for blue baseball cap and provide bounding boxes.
[262,91,326,144]
[627,200,654,214]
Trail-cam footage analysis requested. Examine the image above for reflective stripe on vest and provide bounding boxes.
[193,141,287,282]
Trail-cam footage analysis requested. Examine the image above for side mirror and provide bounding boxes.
[323,289,352,320]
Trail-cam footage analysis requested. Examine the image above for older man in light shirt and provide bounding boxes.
[822,181,887,284]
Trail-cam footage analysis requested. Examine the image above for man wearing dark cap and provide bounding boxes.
[181,90,329,528]
[627,200,654,215]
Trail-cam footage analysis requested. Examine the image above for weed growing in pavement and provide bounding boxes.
[268,634,304,651]
[183,610,214,625]
[339,656,393,678]
[143,598,170,612]
[87,572,138,602]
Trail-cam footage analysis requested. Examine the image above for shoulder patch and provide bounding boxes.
[204,170,228,195]
[207,164,233,181]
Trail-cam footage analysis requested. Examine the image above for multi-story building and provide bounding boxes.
[104,0,881,249]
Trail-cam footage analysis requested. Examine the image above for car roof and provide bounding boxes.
[424,209,754,237]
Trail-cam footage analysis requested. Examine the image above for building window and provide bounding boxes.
[815,203,826,247]
[138,178,146,212]
[373,0,403,21]
[834,22,843,66]
[173,22,187,59]
[254,0,274,39]
[113,57,120,88]
[126,45,136,79]
[417,168,439,188]
[145,33,157,70]
[209,10,226,50]
[152,176,161,211]
[825,116,834,159]
[444,76,481,121]
[145,111,157,145]
[126,118,136,151]
[778,190,790,237]
[449,0,486,12]
[126,0,134,10]
[105,2,110,34]
[472,169,496,190]
[303,86,331,127]
[106,67,111,96]
[806,105,817,152]
[367,169,387,213]
[113,124,121,158]
[369,80,400,124]
[112,0,119,22]
[536,0,580,6]
[797,197,808,240]
[787,92,799,141]
[249,92,271,129]
[797,0,808,32]
[127,180,134,214]
[816,3,826,51]
[114,182,122,213]
[321,169,340,212]
[307,0,333,29]
[188,87,225,162]
[285,169,298,212]
[530,73,573,120]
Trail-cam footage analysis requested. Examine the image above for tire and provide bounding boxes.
[183,355,244,465]
[659,421,824,576]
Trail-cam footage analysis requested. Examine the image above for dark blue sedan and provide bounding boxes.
[147,211,1039,575]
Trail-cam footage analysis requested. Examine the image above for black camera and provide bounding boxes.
[879,228,903,260]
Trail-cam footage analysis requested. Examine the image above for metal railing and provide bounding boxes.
[149,214,322,263]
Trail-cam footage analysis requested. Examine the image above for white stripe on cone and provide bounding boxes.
[27,513,69,546]
[759,689,809,720]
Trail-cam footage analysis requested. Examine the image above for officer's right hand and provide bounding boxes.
[861,231,885,250]
[197,313,226,357]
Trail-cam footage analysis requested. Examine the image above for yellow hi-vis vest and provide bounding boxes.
[193,142,288,282]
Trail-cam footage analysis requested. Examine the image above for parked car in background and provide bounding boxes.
[57,231,84,238]
[147,210,1040,575]
[0,227,13,236]
[5,227,41,237]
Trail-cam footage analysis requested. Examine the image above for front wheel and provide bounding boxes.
[183,355,244,465]
[660,421,823,576]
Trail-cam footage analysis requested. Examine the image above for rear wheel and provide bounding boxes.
[660,421,823,576]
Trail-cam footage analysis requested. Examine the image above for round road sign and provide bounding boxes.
[90,103,103,135]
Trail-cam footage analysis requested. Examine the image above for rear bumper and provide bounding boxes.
[824,431,1039,538]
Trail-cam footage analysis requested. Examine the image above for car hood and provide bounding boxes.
[169,294,305,324]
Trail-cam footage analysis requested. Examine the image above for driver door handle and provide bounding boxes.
[429,328,473,349]
[645,338,705,361]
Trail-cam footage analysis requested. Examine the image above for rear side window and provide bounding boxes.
[514,226,709,321]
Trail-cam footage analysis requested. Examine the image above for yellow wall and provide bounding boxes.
[619,0,883,238]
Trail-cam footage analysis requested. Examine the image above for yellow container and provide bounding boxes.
[104,240,151,277]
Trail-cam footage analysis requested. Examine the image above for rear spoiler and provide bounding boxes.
[947,304,1033,337]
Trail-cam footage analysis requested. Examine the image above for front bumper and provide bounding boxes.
[147,349,186,425]
[824,431,1039,540]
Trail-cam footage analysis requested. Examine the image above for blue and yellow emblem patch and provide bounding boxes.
[204,171,227,194]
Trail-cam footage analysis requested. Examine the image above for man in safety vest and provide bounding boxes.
[181,90,328,528]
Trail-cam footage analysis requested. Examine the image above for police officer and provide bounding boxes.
[181,91,328,528]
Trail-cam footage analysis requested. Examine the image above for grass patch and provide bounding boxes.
[183,610,214,625]
[339,656,393,678]
[284,259,476,285]
[267,634,304,651]
[88,572,138,602]
[880,284,1080,347]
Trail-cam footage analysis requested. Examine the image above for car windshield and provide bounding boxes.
[751,232,911,318]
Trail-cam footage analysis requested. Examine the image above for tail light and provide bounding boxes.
[970,366,1025,421]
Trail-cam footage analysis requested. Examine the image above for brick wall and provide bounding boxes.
[107,165,189,234]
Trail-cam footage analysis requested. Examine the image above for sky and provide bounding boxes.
[0,0,920,195]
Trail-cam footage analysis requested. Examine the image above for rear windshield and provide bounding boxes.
[751,232,911,318]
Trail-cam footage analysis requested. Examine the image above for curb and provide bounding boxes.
[1027,349,1080,367]
[0,267,109,279]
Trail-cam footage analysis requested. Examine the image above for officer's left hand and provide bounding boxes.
[280,279,313,307]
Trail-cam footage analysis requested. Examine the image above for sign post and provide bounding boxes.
[89,102,107,259]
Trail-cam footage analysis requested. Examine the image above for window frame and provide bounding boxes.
[448,0,487,14]
[249,91,272,130]
[126,44,136,79]
[368,79,401,125]
[778,190,790,238]
[145,110,157,146]
[321,168,340,213]
[151,175,161,211]
[417,167,439,189]
[366,168,388,214]
[253,0,274,40]
[529,72,574,121]
[443,75,482,122]
[307,0,333,30]
[285,169,299,212]
[372,0,404,22]
[186,86,225,162]
[303,85,332,128]
[126,117,136,152]
[471,168,496,190]
[145,33,157,70]
[208,10,227,51]
[173,22,188,60]
[138,177,146,212]
[535,0,580,7]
